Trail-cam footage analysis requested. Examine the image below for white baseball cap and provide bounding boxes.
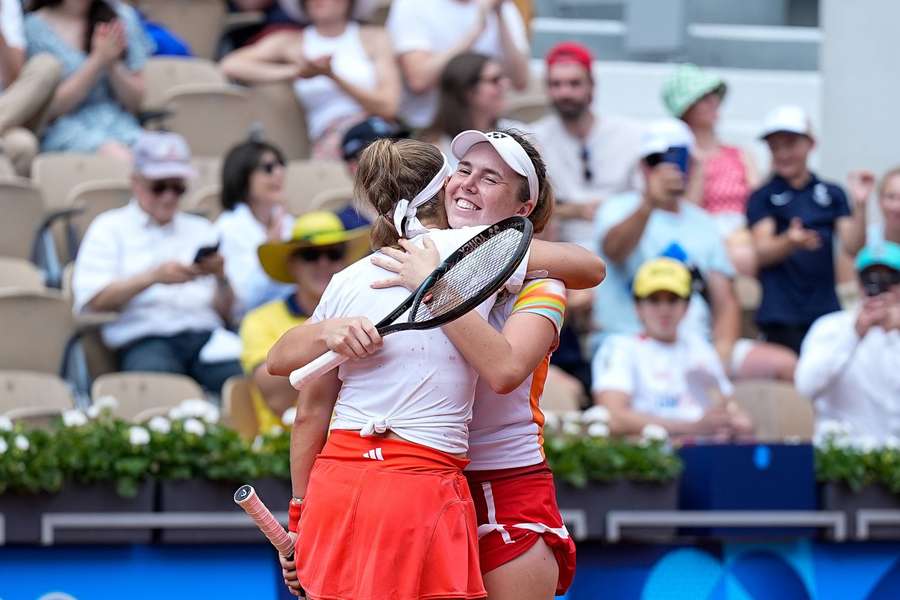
[639,118,695,158]
[450,130,538,204]
[759,105,813,140]
[133,131,196,180]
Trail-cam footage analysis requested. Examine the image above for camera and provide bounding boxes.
[860,268,900,297]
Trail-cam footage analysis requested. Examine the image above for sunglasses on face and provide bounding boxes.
[294,245,347,262]
[257,159,285,174]
[149,180,187,196]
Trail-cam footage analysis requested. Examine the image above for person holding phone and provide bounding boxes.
[593,119,797,385]
[796,241,900,444]
[72,131,243,394]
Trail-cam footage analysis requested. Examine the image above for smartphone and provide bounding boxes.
[860,268,900,297]
[661,145,690,175]
[193,242,220,264]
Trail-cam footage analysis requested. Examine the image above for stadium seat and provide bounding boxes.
[183,184,222,220]
[189,157,223,196]
[91,372,206,422]
[0,371,75,425]
[245,82,311,161]
[0,257,45,293]
[0,155,14,179]
[731,380,815,442]
[309,186,355,213]
[32,153,130,211]
[0,291,75,375]
[284,160,354,216]
[0,179,46,261]
[541,366,585,412]
[222,376,260,440]
[504,94,551,124]
[162,84,257,158]
[64,180,132,258]
[134,0,228,60]
[142,57,227,112]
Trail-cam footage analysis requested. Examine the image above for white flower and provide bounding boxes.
[171,399,219,424]
[885,436,900,451]
[86,404,101,419]
[542,411,561,431]
[816,420,852,444]
[562,422,582,436]
[581,406,610,424]
[183,418,206,436]
[14,434,29,451]
[0,437,7,454]
[281,407,297,427]
[94,395,119,412]
[251,435,264,453]
[148,416,171,434]
[853,434,880,453]
[641,424,669,443]
[587,422,610,438]
[561,411,582,426]
[128,426,151,446]
[62,409,89,428]
[0,415,12,432]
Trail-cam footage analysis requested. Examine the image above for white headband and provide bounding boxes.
[450,130,539,204]
[392,152,451,238]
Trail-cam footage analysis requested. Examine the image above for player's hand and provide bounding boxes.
[370,238,440,291]
[847,169,876,209]
[321,317,382,359]
[786,217,821,251]
[280,532,305,597]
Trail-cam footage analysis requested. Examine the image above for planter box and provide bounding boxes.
[158,477,291,544]
[554,479,678,542]
[0,480,155,545]
[820,482,900,540]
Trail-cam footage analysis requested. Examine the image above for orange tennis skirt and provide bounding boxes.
[296,430,487,600]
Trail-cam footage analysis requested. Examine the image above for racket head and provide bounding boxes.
[383,216,533,333]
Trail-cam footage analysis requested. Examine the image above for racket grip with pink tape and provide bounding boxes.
[234,484,295,558]
[289,350,348,390]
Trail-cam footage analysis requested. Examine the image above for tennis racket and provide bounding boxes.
[289,215,534,390]
[234,484,295,558]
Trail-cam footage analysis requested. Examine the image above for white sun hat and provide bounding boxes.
[450,130,538,204]
[278,0,380,23]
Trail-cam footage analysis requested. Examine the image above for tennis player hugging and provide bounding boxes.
[267,129,605,600]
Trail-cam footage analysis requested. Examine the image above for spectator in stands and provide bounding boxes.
[796,242,900,443]
[847,167,900,247]
[594,118,796,383]
[216,139,294,317]
[420,52,524,166]
[220,0,401,160]
[240,208,368,429]
[593,257,753,440]
[747,106,867,354]
[662,64,759,276]
[386,0,529,130]
[73,132,242,394]
[0,0,61,176]
[225,0,299,50]
[533,42,643,249]
[340,115,409,176]
[25,0,150,161]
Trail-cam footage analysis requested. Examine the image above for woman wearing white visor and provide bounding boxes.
[271,129,594,599]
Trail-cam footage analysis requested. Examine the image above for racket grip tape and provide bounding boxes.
[234,484,295,558]
[289,350,348,390]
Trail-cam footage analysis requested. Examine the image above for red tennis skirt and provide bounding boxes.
[466,463,577,595]
[296,430,486,600]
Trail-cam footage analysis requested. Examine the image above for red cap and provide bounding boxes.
[546,42,593,74]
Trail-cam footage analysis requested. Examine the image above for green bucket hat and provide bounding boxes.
[661,64,727,118]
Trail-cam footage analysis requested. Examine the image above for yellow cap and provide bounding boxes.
[258,209,370,283]
[632,258,692,299]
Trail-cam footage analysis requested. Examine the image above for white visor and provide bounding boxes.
[450,130,538,204]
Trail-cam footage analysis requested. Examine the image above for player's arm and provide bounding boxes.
[267,317,382,376]
[290,371,339,500]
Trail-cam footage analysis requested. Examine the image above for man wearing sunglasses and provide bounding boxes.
[239,208,369,431]
[73,131,243,394]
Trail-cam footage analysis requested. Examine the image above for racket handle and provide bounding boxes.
[289,350,348,390]
[234,484,295,558]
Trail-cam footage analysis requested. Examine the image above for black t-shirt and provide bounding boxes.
[746,173,850,326]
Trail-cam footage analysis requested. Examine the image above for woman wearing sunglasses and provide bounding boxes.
[216,138,295,317]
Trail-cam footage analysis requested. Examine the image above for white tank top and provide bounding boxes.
[467,279,567,470]
[293,23,377,140]
[311,227,529,455]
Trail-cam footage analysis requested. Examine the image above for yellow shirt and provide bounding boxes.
[239,295,308,433]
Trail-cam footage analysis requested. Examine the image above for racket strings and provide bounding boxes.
[412,228,525,322]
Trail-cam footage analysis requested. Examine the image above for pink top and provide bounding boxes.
[701,145,750,214]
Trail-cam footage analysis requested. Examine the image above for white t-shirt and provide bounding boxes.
[73,201,225,349]
[795,309,900,443]
[386,0,529,128]
[468,278,567,470]
[533,113,644,248]
[1,0,25,93]
[311,227,528,455]
[591,333,734,422]
[215,203,294,318]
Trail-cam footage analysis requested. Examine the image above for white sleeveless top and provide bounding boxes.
[467,279,567,470]
[293,22,377,140]
[310,228,529,455]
